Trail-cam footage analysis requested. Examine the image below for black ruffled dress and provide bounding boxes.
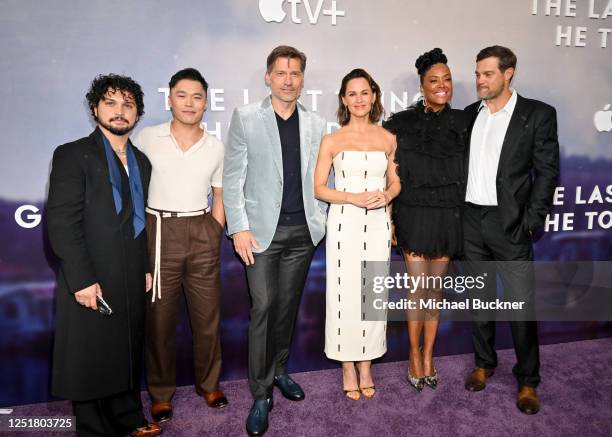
[383,101,469,258]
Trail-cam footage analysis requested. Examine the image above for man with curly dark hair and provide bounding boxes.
[47,74,161,437]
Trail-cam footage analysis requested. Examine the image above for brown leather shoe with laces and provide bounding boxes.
[464,367,495,392]
[517,386,540,415]
[204,390,229,409]
[129,423,162,437]
[151,402,172,423]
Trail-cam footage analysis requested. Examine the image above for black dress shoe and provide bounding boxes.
[151,402,172,423]
[246,398,273,436]
[273,374,305,401]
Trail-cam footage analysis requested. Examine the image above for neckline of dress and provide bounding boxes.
[332,150,387,160]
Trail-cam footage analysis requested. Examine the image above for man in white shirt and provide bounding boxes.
[134,68,228,423]
[462,46,559,415]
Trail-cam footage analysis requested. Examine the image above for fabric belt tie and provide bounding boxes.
[145,207,210,302]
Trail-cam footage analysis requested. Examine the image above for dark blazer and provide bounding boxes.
[465,94,560,243]
[46,128,151,401]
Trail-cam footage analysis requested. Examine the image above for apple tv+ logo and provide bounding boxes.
[594,104,612,133]
[259,0,345,26]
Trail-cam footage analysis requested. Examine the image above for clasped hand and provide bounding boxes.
[348,190,389,209]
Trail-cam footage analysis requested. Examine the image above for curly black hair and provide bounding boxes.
[415,48,448,83]
[86,74,145,120]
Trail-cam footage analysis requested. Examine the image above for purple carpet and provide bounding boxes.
[8,338,612,436]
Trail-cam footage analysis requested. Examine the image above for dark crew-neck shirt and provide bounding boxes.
[275,109,306,226]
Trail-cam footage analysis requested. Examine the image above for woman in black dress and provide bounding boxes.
[383,48,469,391]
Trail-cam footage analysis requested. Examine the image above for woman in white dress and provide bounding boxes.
[314,69,400,400]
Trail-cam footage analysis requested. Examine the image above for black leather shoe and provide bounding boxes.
[246,398,273,436]
[273,374,305,401]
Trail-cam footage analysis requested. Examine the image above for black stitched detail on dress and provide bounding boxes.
[338,344,341,352]
[338,328,341,335]
[365,209,368,215]
[338,311,341,319]
[342,170,345,178]
[362,295,366,303]
[338,294,341,302]
[338,276,341,285]
[362,313,365,321]
[338,241,341,250]
[386,222,390,230]
[363,242,367,250]
[338,223,341,231]
[363,261,366,268]
[342,151,345,160]
[363,346,366,353]
[364,225,367,232]
[338,259,341,268]
[364,171,368,178]
[362,277,366,286]
[365,187,368,192]
[362,330,366,337]
[341,205,344,214]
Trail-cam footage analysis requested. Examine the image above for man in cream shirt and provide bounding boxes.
[135,68,228,424]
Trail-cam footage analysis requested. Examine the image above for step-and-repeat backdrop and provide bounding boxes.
[1,1,611,405]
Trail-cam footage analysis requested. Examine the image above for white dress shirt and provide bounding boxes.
[465,90,517,205]
[134,122,224,212]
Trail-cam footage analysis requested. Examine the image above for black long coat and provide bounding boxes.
[46,128,151,402]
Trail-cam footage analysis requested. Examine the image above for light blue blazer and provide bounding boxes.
[223,96,327,253]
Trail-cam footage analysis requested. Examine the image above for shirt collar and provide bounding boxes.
[157,120,208,142]
[479,88,517,115]
[157,120,208,146]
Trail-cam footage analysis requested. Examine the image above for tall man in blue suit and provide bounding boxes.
[223,45,327,436]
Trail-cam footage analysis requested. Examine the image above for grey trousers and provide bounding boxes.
[245,224,316,399]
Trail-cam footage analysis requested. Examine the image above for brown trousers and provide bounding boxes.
[145,212,223,403]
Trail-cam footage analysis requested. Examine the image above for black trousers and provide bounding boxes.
[72,388,147,437]
[246,225,316,399]
[463,203,540,388]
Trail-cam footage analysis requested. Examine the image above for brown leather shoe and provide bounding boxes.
[517,386,540,415]
[204,390,229,409]
[151,402,172,423]
[464,367,495,392]
[130,423,162,437]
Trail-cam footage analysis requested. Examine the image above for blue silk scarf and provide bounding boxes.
[101,132,145,238]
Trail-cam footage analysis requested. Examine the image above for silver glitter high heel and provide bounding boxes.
[406,370,424,392]
[423,368,438,389]
[406,355,424,392]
